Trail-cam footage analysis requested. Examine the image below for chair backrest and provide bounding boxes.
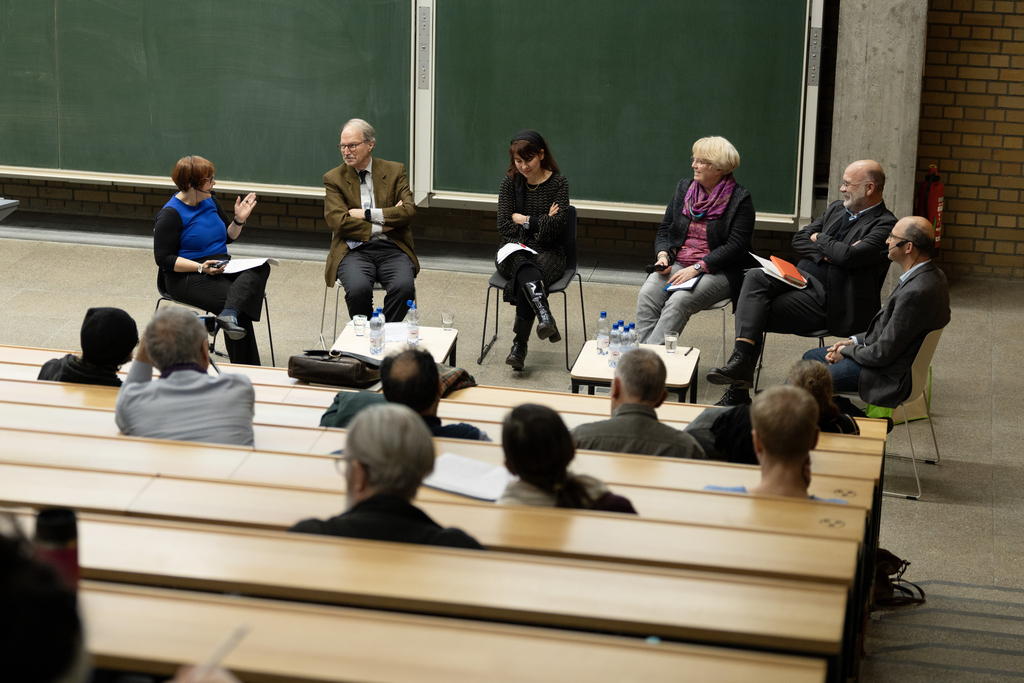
[560,206,579,275]
[906,327,944,404]
[156,270,170,298]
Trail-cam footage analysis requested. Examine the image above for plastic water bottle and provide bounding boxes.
[406,300,419,346]
[376,307,385,326]
[369,310,384,355]
[608,322,621,368]
[629,323,639,350]
[596,311,610,355]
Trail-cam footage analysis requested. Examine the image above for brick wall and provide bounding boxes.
[2,176,799,262]
[918,0,1024,278]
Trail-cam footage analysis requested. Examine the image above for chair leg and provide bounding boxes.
[883,402,922,500]
[560,291,570,372]
[478,287,499,364]
[720,307,728,366]
[333,286,342,344]
[263,295,275,367]
[924,400,941,466]
[753,331,767,392]
[318,285,329,350]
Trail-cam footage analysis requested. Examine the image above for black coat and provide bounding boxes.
[653,178,756,307]
[791,200,898,337]
[290,494,484,550]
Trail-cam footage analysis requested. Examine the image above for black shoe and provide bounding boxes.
[522,281,561,343]
[505,316,531,370]
[707,350,755,388]
[714,386,751,406]
[216,314,247,340]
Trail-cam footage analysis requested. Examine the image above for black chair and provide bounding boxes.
[155,270,275,366]
[478,206,586,371]
[753,329,827,392]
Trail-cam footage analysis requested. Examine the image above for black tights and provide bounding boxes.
[514,265,544,321]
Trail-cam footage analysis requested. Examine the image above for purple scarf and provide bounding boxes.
[683,176,736,222]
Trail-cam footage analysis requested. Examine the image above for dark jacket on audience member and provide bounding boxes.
[38,354,122,387]
[289,494,484,550]
[570,404,706,459]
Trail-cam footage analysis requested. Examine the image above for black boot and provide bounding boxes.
[522,281,561,343]
[506,316,531,370]
[707,349,755,389]
[714,385,751,407]
[215,314,247,340]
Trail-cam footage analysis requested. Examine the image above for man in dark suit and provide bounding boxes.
[708,159,897,405]
[290,403,484,549]
[324,118,417,322]
[802,216,950,407]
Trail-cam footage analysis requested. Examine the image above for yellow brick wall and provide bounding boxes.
[919,0,1024,277]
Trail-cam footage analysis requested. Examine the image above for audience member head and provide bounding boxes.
[380,349,440,415]
[342,118,376,144]
[788,359,840,420]
[611,349,668,410]
[751,385,820,463]
[343,404,435,508]
[840,160,885,213]
[170,155,216,193]
[886,216,935,271]
[691,136,740,175]
[507,129,559,176]
[79,307,138,368]
[0,523,87,683]
[502,404,599,509]
[143,307,208,371]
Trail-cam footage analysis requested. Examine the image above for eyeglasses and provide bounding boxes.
[887,232,910,249]
[338,141,365,152]
[692,157,712,167]
[840,180,867,190]
[202,175,215,183]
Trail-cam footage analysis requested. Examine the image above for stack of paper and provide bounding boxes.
[422,453,513,501]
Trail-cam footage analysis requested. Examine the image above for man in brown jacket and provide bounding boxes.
[324,118,417,322]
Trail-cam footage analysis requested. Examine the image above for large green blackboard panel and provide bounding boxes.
[0,2,59,168]
[0,0,410,187]
[434,1,807,215]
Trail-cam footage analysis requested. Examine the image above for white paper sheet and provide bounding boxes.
[497,242,539,264]
[222,257,280,274]
[749,252,807,290]
[664,274,701,292]
[383,322,408,343]
[422,453,513,501]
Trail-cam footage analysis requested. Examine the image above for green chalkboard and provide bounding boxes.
[0,0,410,187]
[0,2,59,168]
[433,0,808,215]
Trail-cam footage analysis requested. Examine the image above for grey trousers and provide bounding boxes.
[635,265,730,344]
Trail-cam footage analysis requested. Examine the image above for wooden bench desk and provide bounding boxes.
[0,422,871,542]
[0,461,859,585]
[82,582,828,683]
[18,512,849,657]
[0,345,887,438]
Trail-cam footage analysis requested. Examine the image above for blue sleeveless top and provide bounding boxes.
[164,196,228,261]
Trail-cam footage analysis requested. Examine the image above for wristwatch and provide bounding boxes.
[524,218,530,231]
[364,209,372,222]
[693,262,703,273]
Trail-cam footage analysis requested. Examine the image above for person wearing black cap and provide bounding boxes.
[496,130,569,370]
[37,307,138,387]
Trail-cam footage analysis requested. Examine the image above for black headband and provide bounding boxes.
[511,129,545,147]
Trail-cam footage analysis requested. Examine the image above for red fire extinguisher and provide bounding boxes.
[916,165,944,249]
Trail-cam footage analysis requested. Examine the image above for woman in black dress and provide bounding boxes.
[495,130,569,370]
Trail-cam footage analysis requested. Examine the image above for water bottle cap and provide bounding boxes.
[407,300,415,307]
[600,311,606,317]
[618,320,624,325]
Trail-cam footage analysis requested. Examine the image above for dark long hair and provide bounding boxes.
[506,131,560,177]
[502,404,598,509]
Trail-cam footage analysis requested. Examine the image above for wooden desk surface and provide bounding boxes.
[0,461,859,585]
[0,422,870,542]
[58,513,849,654]
[0,345,887,439]
[571,340,699,387]
[82,582,828,683]
[5,374,886,459]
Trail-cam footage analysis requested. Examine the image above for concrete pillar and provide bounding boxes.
[829,0,928,219]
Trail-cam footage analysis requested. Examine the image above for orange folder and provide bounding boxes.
[769,255,807,287]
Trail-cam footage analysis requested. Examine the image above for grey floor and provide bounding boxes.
[1,212,1023,680]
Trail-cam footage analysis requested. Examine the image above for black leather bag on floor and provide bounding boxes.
[287,349,381,388]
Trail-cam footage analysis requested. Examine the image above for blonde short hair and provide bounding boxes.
[692,136,740,175]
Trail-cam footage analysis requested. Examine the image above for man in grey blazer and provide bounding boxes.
[115,307,255,446]
[802,216,950,407]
